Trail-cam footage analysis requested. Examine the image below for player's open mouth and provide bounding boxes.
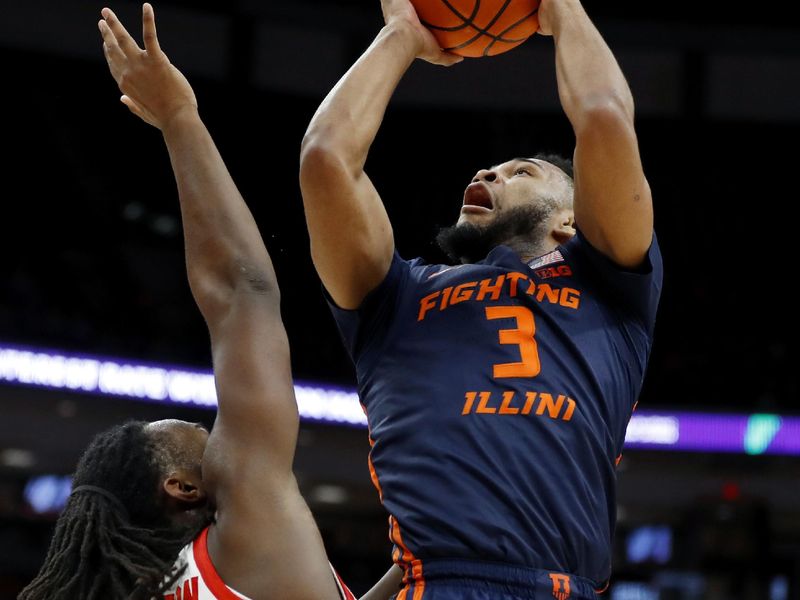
[461,182,494,213]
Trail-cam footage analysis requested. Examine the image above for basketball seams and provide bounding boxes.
[444,8,538,55]
[441,0,509,52]
[478,0,514,37]
[413,0,539,57]
[419,0,481,33]
[422,0,511,35]
[482,7,539,55]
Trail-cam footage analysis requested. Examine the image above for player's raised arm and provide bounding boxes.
[538,0,654,269]
[299,0,461,310]
[99,5,342,598]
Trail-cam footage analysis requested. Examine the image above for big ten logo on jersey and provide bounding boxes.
[535,265,572,280]
[164,576,198,600]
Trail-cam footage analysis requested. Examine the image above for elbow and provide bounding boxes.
[300,122,340,168]
[240,267,281,306]
[188,260,281,320]
[299,136,334,177]
[300,126,362,194]
[300,136,348,187]
[230,258,281,299]
[572,93,635,135]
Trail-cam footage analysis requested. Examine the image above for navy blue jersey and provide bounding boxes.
[327,231,663,587]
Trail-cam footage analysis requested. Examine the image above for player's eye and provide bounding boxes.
[514,167,532,176]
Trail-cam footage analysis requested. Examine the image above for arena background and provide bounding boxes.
[1,1,799,598]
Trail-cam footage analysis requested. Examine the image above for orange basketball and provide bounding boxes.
[411,0,540,58]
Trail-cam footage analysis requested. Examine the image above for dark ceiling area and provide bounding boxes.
[1,0,800,598]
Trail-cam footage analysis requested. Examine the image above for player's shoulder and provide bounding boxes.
[562,228,662,271]
[393,250,446,281]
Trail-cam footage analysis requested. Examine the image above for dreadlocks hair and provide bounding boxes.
[19,420,207,600]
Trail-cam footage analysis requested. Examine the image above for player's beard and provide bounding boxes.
[436,204,554,264]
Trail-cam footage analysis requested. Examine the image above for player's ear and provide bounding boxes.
[552,211,576,244]
[163,472,206,504]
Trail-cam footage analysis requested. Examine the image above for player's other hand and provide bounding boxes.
[98,3,197,130]
[380,0,463,66]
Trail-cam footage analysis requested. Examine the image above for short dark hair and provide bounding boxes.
[533,152,574,180]
[19,421,202,600]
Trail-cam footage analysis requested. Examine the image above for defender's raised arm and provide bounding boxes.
[99,5,348,598]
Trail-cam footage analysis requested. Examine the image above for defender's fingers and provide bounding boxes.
[121,95,144,117]
[141,3,161,54]
[100,7,142,55]
[98,20,126,64]
[121,95,158,127]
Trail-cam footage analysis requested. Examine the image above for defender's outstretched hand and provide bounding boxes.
[98,3,197,130]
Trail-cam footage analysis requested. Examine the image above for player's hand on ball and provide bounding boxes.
[98,3,198,129]
[380,0,463,66]
[536,0,556,36]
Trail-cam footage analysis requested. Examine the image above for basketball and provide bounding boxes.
[411,0,540,58]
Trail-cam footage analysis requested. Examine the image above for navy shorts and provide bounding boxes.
[394,559,601,600]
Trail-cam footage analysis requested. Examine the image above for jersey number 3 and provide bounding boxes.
[485,305,541,378]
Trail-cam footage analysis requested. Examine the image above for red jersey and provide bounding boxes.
[163,527,356,600]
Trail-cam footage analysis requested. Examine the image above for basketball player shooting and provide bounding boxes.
[21,4,359,599]
[299,0,663,598]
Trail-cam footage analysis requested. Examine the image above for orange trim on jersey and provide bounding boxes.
[397,581,425,600]
[595,579,611,594]
[389,516,414,565]
[361,403,384,500]
[362,405,424,598]
[389,516,425,599]
[367,452,383,500]
[397,575,425,600]
[192,527,246,600]
[410,560,425,600]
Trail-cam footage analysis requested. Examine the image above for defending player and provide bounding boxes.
[20,5,357,599]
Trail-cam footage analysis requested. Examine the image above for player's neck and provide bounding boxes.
[504,235,557,264]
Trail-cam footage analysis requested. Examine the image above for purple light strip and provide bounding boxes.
[1,342,798,455]
[625,410,800,456]
[0,342,365,426]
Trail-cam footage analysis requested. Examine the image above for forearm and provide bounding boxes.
[548,1,634,130]
[301,23,418,169]
[161,109,277,317]
[359,564,403,600]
